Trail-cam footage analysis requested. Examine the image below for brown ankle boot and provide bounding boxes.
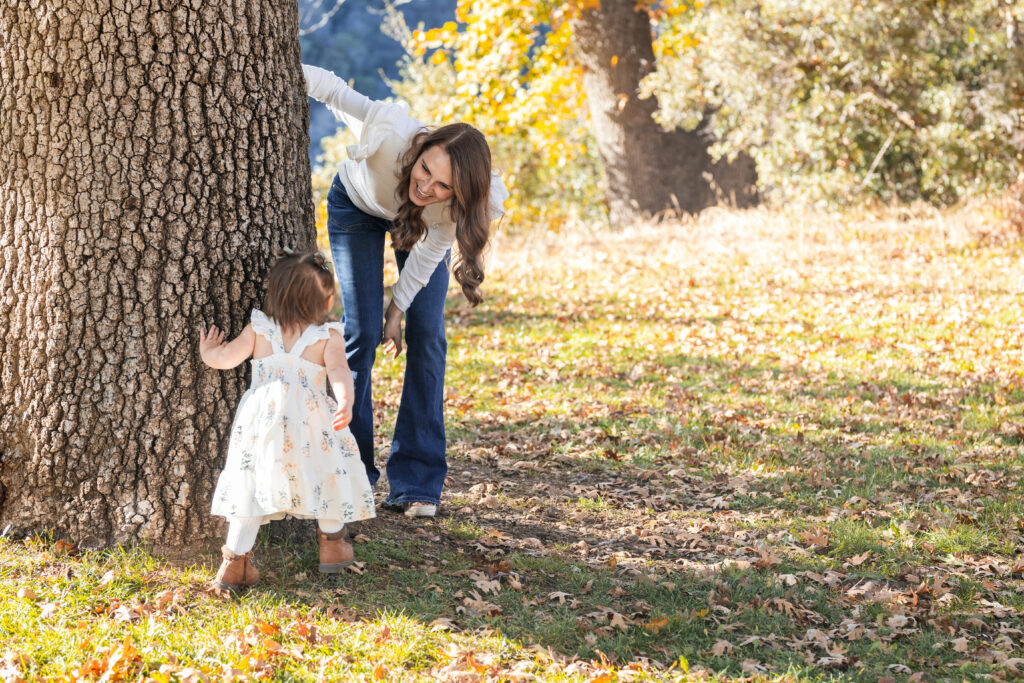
[212,545,260,591]
[318,528,354,573]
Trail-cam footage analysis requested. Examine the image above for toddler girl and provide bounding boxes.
[199,251,375,591]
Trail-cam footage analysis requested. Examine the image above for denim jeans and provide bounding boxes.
[326,176,449,506]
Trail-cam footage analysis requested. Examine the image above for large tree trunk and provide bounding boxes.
[574,0,757,224]
[0,2,313,550]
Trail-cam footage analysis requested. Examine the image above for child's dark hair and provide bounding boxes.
[263,251,334,332]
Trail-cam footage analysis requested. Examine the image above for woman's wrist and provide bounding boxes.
[385,299,403,320]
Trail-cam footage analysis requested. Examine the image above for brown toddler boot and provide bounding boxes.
[318,528,354,573]
[212,545,260,592]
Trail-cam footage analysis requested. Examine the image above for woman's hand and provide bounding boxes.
[381,299,404,359]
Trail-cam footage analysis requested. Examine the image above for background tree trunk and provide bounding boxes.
[573,0,757,224]
[0,1,313,550]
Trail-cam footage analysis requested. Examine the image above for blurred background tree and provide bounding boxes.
[645,0,1024,206]
[308,0,1024,230]
[378,0,756,227]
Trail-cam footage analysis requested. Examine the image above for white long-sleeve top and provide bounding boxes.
[303,64,508,312]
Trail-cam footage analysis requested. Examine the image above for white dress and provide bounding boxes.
[210,310,376,525]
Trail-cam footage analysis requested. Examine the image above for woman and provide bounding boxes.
[303,64,507,518]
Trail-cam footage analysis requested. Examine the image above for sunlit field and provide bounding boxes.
[2,202,1022,681]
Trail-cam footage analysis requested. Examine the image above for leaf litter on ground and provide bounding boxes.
[3,201,1024,680]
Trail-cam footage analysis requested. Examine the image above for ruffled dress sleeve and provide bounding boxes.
[284,320,346,358]
[250,309,284,353]
[322,321,345,337]
[300,321,345,344]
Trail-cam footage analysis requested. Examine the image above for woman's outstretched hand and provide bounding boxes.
[381,299,403,359]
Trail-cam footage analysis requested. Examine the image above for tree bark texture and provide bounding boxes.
[573,0,757,224]
[0,1,313,550]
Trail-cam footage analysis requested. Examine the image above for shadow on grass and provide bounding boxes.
[242,513,994,681]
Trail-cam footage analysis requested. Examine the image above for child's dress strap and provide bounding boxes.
[250,309,286,354]
[287,321,344,358]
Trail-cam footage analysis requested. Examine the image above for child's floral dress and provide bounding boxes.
[211,310,375,525]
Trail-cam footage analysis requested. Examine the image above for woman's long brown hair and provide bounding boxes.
[393,123,493,306]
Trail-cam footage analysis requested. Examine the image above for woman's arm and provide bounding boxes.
[324,329,355,430]
[382,228,453,358]
[389,228,454,313]
[302,64,373,131]
[382,228,455,359]
[199,323,255,369]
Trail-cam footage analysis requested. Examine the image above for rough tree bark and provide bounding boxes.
[0,2,313,550]
[573,0,757,224]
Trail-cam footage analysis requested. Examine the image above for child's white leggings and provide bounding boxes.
[225,517,345,555]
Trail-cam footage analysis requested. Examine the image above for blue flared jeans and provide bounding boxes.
[326,176,449,506]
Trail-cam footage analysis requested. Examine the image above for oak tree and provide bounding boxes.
[0,1,313,549]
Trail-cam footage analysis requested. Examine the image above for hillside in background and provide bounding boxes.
[300,0,455,162]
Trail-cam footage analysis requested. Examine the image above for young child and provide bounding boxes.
[199,251,375,591]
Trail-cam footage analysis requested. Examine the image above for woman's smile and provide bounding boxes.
[409,145,454,207]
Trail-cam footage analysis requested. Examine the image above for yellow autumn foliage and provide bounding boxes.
[389,0,605,231]
[311,0,698,233]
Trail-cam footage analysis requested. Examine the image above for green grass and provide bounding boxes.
[3,205,1024,680]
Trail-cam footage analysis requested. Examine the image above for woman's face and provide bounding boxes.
[409,145,454,207]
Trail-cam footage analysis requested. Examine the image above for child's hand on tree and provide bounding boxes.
[199,324,226,364]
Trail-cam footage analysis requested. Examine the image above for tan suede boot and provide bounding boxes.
[212,545,260,591]
[318,528,354,573]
